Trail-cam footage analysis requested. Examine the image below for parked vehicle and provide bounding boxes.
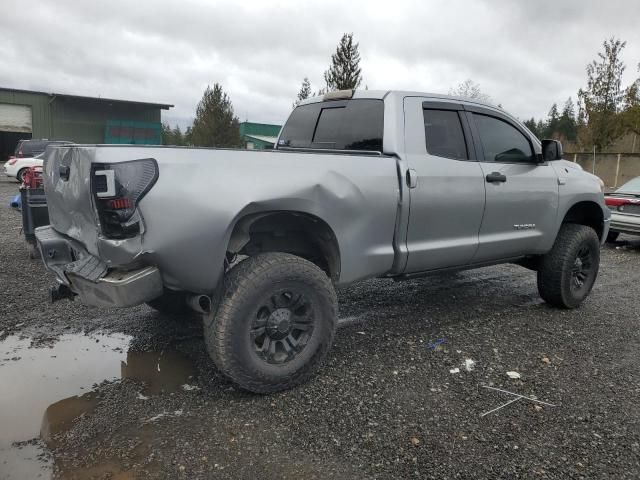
[604,176,640,241]
[5,140,73,182]
[20,167,49,259]
[36,90,610,393]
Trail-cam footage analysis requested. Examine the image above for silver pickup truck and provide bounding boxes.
[36,90,610,393]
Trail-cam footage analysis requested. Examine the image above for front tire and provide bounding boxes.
[204,252,337,394]
[537,224,600,309]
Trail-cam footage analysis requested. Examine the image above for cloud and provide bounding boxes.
[1,0,639,128]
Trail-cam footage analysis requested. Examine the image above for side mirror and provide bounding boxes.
[541,139,563,161]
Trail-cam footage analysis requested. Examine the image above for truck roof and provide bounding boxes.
[301,89,499,108]
[299,89,521,131]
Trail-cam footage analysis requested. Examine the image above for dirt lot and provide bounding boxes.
[1,173,639,480]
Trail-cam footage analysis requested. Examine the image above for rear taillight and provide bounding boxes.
[91,158,158,239]
[605,196,640,212]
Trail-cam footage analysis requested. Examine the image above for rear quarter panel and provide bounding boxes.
[92,146,399,292]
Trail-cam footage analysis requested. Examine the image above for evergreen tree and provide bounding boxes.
[577,37,626,149]
[544,103,560,138]
[162,123,187,146]
[172,126,185,146]
[161,122,173,145]
[557,97,578,141]
[536,119,546,139]
[523,118,540,138]
[294,77,312,107]
[622,63,640,136]
[189,83,242,148]
[324,33,363,91]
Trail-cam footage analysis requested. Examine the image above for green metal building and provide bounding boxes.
[239,121,282,149]
[0,87,173,161]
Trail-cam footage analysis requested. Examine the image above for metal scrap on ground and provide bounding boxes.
[480,385,557,417]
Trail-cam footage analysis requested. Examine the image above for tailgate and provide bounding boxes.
[43,146,102,255]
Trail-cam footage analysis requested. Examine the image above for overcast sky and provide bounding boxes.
[2,0,640,129]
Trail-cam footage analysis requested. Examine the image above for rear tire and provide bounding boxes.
[537,224,600,309]
[203,252,337,394]
[606,231,620,243]
[17,168,27,183]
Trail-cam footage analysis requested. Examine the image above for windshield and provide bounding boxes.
[616,176,640,194]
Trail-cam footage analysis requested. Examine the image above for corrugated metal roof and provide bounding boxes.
[0,86,173,109]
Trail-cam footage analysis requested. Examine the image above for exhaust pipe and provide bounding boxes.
[186,294,211,314]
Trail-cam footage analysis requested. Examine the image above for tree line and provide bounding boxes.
[162,33,365,147]
[163,35,640,153]
[524,37,640,151]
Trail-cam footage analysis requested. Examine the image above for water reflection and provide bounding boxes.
[0,333,195,479]
[120,350,195,394]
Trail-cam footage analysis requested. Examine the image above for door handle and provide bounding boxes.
[406,169,418,189]
[485,172,507,183]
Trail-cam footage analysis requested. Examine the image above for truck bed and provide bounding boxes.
[42,145,400,293]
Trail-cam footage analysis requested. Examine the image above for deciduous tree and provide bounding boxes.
[577,38,627,150]
[448,79,492,103]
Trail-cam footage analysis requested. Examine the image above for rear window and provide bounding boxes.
[617,177,640,194]
[19,140,48,156]
[278,99,383,152]
[16,140,72,157]
[423,109,468,160]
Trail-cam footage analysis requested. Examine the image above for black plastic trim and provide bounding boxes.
[422,101,464,111]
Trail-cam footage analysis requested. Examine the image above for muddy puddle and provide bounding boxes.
[0,332,195,479]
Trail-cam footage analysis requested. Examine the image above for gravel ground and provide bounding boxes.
[1,173,639,479]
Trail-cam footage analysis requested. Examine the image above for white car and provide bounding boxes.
[4,139,73,182]
[605,176,640,241]
[4,153,44,182]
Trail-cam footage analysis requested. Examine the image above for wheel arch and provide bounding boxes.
[226,210,341,283]
[560,200,606,240]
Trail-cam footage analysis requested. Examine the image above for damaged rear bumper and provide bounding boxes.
[35,225,163,308]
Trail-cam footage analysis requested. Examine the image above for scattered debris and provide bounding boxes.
[410,436,420,446]
[427,338,447,350]
[137,393,150,401]
[480,385,556,417]
[542,357,551,364]
[449,367,460,374]
[464,359,476,371]
[145,410,184,423]
[356,331,366,335]
[534,405,543,412]
[181,384,200,391]
[506,371,521,379]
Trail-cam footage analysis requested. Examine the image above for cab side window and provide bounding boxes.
[423,109,468,160]
[473,113,534,163]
